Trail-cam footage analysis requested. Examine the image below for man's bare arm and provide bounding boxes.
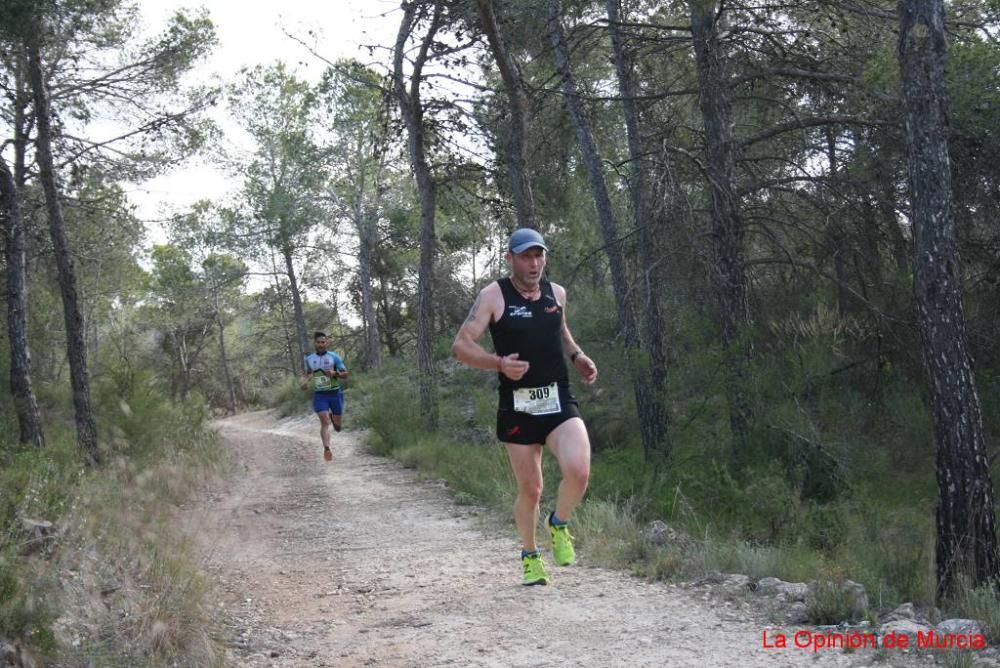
[452,283,503,371]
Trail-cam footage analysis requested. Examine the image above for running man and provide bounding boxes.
[451,228,598,585]
[301,331,349,461]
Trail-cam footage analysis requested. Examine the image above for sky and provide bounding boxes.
[129,0,405,240]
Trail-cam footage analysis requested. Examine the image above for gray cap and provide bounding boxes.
[508,228,549,254]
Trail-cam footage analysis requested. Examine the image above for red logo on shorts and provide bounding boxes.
[508,425,521,437]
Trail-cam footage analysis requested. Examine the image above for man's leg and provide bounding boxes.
[546,417,591,523]
[504,442,544,552]
[331,391,344,432]
[318,411,332,449]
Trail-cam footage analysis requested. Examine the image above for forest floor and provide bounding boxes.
[179,410,953,667]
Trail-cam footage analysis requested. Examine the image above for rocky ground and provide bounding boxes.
[177,411,990,667]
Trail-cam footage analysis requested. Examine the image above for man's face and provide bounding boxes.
[314,337,328,353]
[507,246,546,286]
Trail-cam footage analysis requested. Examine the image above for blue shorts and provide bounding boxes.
[313,390,344,415]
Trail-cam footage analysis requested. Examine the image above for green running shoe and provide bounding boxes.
[548,513,576,566]
[521,552,549,586]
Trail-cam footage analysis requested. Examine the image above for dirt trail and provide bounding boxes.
[184,411,935,667]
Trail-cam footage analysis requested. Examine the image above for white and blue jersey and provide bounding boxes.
[305,351,346,393]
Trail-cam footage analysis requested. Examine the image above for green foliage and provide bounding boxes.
[93,362,211,463]
[360,365,513,506]
[0,552,56,650]
[268,377,310,418]
[0,434,78,649]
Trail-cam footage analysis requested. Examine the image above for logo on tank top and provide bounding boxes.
[509,305,533,318]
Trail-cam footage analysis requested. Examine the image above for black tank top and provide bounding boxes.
[489,278,569,408]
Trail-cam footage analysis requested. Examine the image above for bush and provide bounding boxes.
[807,579,862,624]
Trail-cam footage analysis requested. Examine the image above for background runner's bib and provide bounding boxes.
[311,370,340,392]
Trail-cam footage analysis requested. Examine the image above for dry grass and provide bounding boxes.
[3,417,231,666]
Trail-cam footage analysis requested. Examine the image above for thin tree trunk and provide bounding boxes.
[826,128,852,317]
[269,252,300,376]
[477,0,536,230]
[898,0,1000,600]
[1,155,45,448]
[216,310,237,414]
[606,0,671,461]
[378,281,401,357]
[358,201,382,370]
[547,0,632,337]
[549,0,667,462]
[690,0,753,451]
[281,244,309,369]
[27,36,99,465]
[13,56,30,189]
[393,0,442,428]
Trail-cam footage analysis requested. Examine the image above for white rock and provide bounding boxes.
[937,618,983,636]
[879,619,933,636]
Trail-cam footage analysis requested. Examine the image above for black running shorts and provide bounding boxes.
[496,399,581,445]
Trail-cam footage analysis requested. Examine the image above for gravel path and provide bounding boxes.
[183,410,947,667]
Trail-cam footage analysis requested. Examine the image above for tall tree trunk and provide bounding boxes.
[606,0,671,460]
[826,128,852,318]
[27,36,99,465]
[690,0,753,451]
[269,252,300,376]
[378,281,401,357]
[13,70,28,190]
[393,0,442,428]
[549,0,665,461]
[477,0,536,230]
[547,0,632,336]
[1,155,45,448]
[280,244,309,369]
[216,310,237,414]
[898,0,1000,600]
[358,200,382,370]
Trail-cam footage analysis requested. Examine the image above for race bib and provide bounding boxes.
[311,372,340,392]
[513,383,561,415]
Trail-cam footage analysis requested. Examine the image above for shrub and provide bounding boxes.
[807,580,861,625]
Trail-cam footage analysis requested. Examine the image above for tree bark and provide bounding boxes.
[358,199,382,370]
[690,0,753,451]
[606,0,671,461]
[477,0,536,230]
[547,0,633,339]
[897,0,1000,600]
[1,155,45,448]
[281,243,309,369]
[216,309,237,414]
[27,36,99,465]
[549,0,669,462]
[393,0,442,428]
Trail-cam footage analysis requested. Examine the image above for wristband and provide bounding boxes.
[570,350,582,362]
